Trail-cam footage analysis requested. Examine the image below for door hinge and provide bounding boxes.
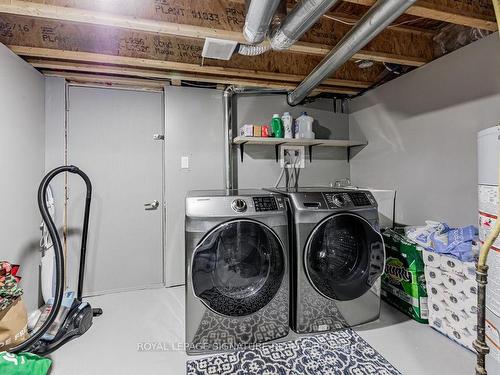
[153,134,165,141]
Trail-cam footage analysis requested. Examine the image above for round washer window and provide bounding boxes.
[305,213,384,301]
[192,219,285,317]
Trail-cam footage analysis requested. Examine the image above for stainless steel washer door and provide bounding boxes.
[192,219,285,317]
[305,213,384,301]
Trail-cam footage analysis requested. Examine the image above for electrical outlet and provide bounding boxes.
[280,146,305,168]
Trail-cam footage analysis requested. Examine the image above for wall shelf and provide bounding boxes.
[233,136,367,163]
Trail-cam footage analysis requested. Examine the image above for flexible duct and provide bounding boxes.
[238,43,271,56]
[270,0,340,51]
[288,0,417,105]
[243,0,282,44]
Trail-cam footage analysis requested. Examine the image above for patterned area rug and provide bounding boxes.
[186,329,401,375]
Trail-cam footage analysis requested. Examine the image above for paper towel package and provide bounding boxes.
[381,229,428,323]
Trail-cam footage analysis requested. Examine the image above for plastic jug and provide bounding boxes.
[271,114,284,138]
[295,112,315,139]
[282,112,293,139]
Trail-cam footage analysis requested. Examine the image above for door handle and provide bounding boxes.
[144,200,160,210]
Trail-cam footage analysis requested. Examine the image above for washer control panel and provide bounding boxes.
[253,196,285,212]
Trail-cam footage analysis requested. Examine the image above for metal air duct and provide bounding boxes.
[288,0,417,105]
[243,0,283,44]
[270,0,340,51]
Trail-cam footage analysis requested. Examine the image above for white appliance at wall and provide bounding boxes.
[342,182,396,229]
[477,126,500,365]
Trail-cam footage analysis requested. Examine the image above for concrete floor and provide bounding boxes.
[47,286,497,375]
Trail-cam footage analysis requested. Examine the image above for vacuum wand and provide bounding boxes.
[10,165,93,354]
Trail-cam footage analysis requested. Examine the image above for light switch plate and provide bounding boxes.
[181,156,189,169]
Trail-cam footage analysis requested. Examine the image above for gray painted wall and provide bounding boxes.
[0,44,45,310]
[236,94,350,189]
[44,77,66,241]
[44,86,351,287]
[165,86,224,286]
[349,33,500,227]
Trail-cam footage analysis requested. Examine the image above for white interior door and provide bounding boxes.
[66,86,164,296]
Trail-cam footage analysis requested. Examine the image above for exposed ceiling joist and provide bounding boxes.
[0,0,430,66]
[343,0,498,31]
[0,13,384,86]
[30,59,360,95]
[11,46,365,94]
[44,71,168,90]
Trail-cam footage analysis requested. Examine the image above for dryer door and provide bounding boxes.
[192,219,285,317]
[305,213,384,301]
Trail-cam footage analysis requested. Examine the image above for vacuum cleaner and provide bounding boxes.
[10,165,102,355]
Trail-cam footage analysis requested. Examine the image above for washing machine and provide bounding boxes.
[185,190,289,354]
[267,187,385,334]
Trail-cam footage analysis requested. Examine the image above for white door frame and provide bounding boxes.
[64,81,168,293]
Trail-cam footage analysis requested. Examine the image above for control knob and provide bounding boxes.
[231,199,247,212]
[333,194,346,207]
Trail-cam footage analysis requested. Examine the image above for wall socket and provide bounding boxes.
[280,146,305,168]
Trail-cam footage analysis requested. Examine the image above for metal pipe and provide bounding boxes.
[243,0,282,44]
[288,0,416,105]
[233,87,288,95]
[223,86,235,190]
[223,86,289,189]
[270,0,340,50]
[474,265,490,375]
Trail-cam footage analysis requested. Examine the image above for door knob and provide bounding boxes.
[144,200,160,210]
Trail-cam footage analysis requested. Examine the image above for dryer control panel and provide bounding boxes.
[253,196,286,212]
[323,191,375,209]
[324,192,351,209]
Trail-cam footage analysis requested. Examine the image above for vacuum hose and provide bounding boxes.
[9,165,92,354]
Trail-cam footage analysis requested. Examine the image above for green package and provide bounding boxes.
[0,352,51,375]
[381,228,429,324]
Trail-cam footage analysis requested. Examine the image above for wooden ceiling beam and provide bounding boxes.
[343,0,498,31]
[0,13,384,85]
[11,46,367,92]
[323,12,436,36]
[0,0,430,66]
[43,71,167,90]
[39,69,359,95]
[29,59,360,95]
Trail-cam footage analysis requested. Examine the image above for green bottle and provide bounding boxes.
[271,114,284,138]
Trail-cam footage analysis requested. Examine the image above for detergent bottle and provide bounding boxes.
[295,112,315,139]
[282,112,293,139]
[271,114,284,138]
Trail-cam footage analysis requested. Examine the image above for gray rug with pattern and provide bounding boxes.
[186,329,401,375]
